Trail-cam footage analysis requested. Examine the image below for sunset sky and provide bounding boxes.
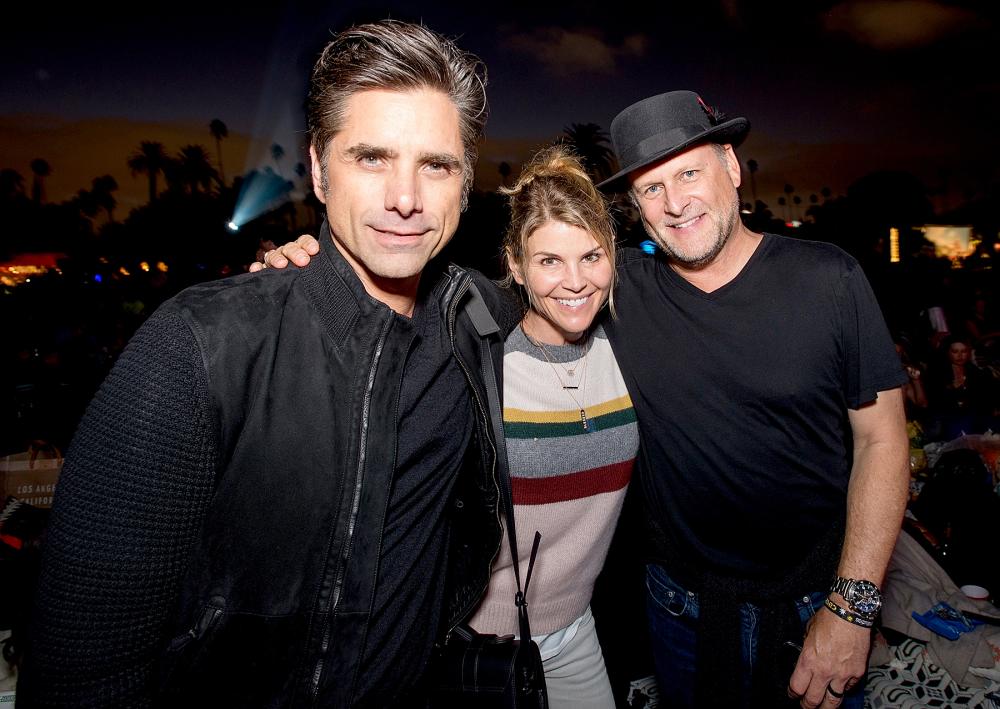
[3,1,997,213]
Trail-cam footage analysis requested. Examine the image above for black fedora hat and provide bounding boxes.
[598,90,749,192]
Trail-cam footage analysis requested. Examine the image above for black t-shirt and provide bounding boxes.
[604,234,907,576]
[354,290,472,706]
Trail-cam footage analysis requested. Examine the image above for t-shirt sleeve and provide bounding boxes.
[19,307,218,708]
[838,262,908,409]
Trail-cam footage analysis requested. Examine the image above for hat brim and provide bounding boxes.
[598,117,749,193]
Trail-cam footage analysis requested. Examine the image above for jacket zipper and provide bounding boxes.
[310,314,393,701]
[446,277,504,629]
[170,604,222,651]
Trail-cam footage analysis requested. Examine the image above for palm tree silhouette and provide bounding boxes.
[1,169,25,200]
[210,119,229,186]
[128,142,169,203]
[74,187,100,220]
[30,158,51,204]
[91,175,118,222]
[177,145,218,194]
[271,143,285,174]
[746,159,758,204]
[560,123,615,183]
[783,184,795,221]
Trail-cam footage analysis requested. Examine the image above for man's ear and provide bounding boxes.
[721,144,742,189]
[309,145,327,204]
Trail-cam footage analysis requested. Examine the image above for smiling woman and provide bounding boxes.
[511,220,613,345]
[462,145,639,708]
[502,145,618,342]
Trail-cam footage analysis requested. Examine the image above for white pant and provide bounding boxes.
[540,607,615,708]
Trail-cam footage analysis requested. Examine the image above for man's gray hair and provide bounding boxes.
[307,20,488,205]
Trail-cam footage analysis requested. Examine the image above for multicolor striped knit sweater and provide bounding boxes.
[468,324,639,636]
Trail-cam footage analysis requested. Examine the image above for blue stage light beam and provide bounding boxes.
[228,168,294,229]
[226,6,311,231]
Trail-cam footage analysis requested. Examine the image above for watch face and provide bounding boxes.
[848,580,882,615]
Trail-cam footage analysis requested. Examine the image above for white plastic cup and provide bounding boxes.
[960,584,990,601]
[928,306,949,333]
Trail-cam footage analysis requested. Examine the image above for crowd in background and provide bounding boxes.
[889,273,1000,445]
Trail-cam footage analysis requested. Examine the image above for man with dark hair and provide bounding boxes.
[21,20,516,707]
[597,90,909,709]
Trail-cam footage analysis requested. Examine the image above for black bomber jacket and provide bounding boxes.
[156,225,519,706]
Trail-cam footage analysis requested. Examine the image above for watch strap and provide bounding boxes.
[831,576,851,596]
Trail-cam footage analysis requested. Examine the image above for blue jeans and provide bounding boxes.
[645,563,865,709]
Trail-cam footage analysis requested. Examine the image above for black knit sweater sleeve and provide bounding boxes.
[19,307,218,708]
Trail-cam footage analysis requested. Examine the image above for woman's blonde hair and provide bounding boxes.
[501,145,617,315]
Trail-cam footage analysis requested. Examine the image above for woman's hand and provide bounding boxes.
[249,234,321,272]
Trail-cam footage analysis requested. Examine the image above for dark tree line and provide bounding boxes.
[2,118,997,455]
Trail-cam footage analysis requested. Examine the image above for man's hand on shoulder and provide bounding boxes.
[249,234,321,272]
[788,604,870,708]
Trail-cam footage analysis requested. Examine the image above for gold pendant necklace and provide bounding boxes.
[552,340,587,380]
[524,325,592,431]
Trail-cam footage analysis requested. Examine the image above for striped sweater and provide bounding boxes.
[468,324,639,636]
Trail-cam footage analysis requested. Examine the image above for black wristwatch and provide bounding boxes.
[830,576,882,618]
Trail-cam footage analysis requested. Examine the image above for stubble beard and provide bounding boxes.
[648,194,740,269]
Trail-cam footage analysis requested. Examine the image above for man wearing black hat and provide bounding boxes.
[597,91,909,709]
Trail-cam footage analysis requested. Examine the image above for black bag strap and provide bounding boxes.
[471,284,541,644]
